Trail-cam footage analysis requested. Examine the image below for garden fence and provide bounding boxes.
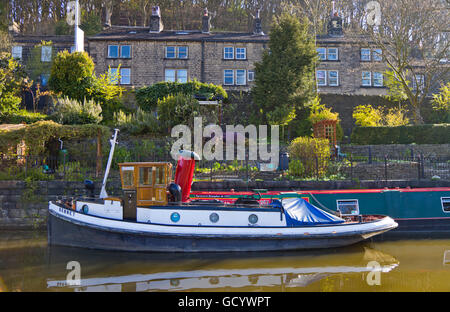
[0,153,448,183]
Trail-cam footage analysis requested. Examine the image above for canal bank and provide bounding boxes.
[0,179,449,230]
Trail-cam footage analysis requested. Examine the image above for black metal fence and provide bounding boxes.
[0,155,105,181]
[339,155,450,182]
[0,154,448,183]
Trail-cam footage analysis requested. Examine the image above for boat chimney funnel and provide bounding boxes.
[174,150,200,202]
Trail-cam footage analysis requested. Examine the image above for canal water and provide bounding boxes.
[0,231,449,292]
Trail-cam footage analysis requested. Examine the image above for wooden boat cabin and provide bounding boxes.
[119,162,173,219]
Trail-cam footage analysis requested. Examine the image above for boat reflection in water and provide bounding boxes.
[45,245,399,292]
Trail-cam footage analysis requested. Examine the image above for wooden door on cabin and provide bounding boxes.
[137,166,154,206]
[153,166,167,204]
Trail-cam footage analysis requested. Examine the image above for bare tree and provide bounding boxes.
[364,0,449,124]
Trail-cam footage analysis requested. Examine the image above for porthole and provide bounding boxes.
[209,213,219,223]
[82,204,89,214]
[170,212,180,223]
[248,214,258,224]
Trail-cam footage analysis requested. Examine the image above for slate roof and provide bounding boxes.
[88,27,269,43]
[12,34,79,44]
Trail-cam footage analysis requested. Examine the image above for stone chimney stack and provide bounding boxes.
[327,11,343,37]
[149,6,163,33]
[202,8,211,34]
[103,3,112,29]
[253,9,264,35]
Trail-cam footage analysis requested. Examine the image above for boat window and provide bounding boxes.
[167,167,172,182]
[139,167,153,186]
[155,166,164,184]
[442,198,450,213]
[337,199,359,215]
[121,166,135,187]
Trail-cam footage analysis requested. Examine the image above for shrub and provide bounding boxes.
[351,124,450,144]
[50,97,102,125]
[113,108,159,135]
[0,52,26,112]
[0,109,48,124]
[288,159,305,177]
[56,161,87,181]
[49,51,95,101]
[136,80,227,111]
[288,136,331,178]
[156,93,217,131]
[112,145,133,169]
[431,83,450,123]
[383,107,410,126]
[0,93,22,113]
[87,68,125,120]
[353,104,409,127]
[0,166,54,181]
[353,105,383,127]
[308,96,339,124]
[49,51,123,119]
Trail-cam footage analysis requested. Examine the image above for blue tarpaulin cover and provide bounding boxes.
[281,198,345,226]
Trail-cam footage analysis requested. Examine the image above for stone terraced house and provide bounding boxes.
[10,7,442,97]
[87,7,267,91]
[85,8,393,96]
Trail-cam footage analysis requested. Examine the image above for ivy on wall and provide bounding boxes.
[0,120,110,156]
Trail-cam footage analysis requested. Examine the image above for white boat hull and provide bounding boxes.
[48,201,398,252]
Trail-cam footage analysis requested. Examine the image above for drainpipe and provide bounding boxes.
[201,40,205,83]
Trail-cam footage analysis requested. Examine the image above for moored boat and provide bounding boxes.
[48,197,397,252]
[191,187,450,238]
[47,131,397,252]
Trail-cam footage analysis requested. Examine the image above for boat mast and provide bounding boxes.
[100,129,119,199]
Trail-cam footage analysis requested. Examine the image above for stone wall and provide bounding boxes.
[0,180,121,230]
[341,162,421,181]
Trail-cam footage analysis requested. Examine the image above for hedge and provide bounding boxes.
[0,110,49,124]
[135,80,227,111]
[351,124,450,144]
